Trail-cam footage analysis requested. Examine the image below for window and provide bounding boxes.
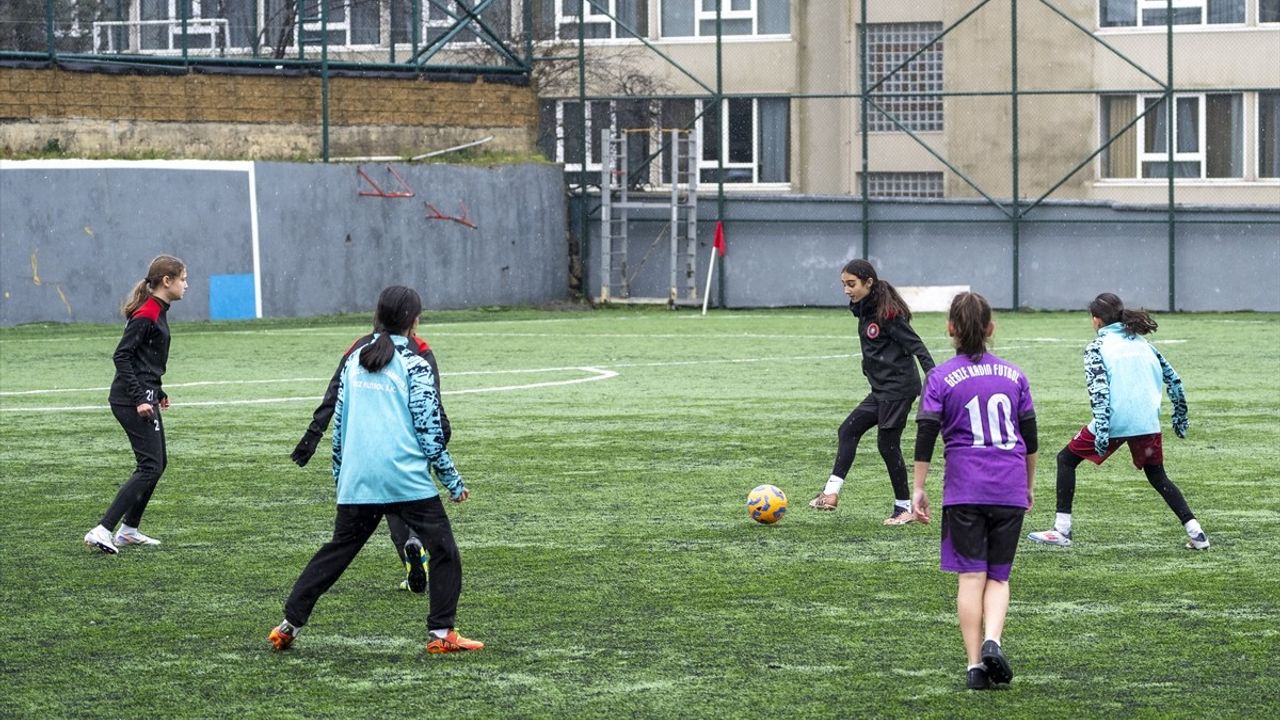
[1099,0,1244,28]
[299,0,380,47]
[418,0,512,46]
[857,172,945,198]
[1261,92,1280,178]
[661,0,789,38]
[532,0,647,41]
[1262,0,1280,22]
[863,23,944,133]
[697,97,790,184]
[1100,93,1243,178]
[540,96,790,187]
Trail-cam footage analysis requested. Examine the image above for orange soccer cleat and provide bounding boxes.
[267,621,300,651]
[425,629,485,654]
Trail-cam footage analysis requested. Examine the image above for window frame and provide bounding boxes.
[1099,91,1250,181]
[1096,0,1248,30]
[661,0,791,40]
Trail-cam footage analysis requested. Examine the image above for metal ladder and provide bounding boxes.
[599,128,699,304]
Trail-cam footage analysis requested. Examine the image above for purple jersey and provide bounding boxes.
[919,352,1035,508]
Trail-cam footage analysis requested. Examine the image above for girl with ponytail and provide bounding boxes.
[1028,292,1209,551]
[84,255,188,555]
[912,292,1038,690]
[270,286,483,655]
[809,259,937,524]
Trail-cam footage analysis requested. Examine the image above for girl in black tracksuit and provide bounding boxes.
[809,259,935,524]
[291,324,451,590]
[84,255,188,554]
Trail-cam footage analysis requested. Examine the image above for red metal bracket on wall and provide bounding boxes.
[425,200,478,230]
[357,165,415,198]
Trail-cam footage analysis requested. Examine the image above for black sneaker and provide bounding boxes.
[981,639,1013,685]
[966,666,991,690]
[403,537,427,594]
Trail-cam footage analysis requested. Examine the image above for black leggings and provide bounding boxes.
[100,404,167,530]
[831,410,910,502]
[1055,447,1195,524]
[285,497,462,631]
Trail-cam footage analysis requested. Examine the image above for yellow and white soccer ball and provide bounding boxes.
[747,484,788,524]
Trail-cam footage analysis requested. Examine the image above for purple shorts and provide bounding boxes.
[940,504,1025,582]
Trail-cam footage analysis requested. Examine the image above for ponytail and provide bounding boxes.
[122,254,185,318]
[949,291,992,362]
[121,280,151,318]
[842,258,912,322]
[358,285,423,373]
[359,333,396,373]
[1089,292,1158,335]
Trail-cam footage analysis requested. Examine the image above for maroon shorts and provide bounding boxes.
[1067,425,1163,468]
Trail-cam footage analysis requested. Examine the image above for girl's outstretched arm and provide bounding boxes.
[1152,346,1189,438]
[1084,339,1111,455]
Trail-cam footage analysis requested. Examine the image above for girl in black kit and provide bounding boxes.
[809,259,936,524]
[84,255,188,554]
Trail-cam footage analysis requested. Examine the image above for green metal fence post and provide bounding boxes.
[578,4,589,301]
[716,1,725,309]
[1011,0,1021,309]
[1166,0,1176,310]
[180,0,189,66]
[859,0,869,260]
[45,0,55,61]
[322,0,330,162]
[390,0,397,63]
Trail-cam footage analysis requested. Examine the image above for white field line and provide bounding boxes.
[0,354,852,413]
[0,367,620,413]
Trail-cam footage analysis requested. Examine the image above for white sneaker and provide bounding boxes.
[1027,528,1072,547]
[1185,532,1210,550]
[84,526,119,554]
[114,529,161,546]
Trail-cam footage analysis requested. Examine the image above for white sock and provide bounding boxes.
[984,635,1000,645]
[1185,519,1203,537]
[895,499,912,511]
[429,628,450,639]
[968,663,983,670]
[823,475,844,496]
[119,524,138,536]
[1054,513,1072,535]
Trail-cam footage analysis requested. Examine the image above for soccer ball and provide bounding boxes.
[747,484,788,524]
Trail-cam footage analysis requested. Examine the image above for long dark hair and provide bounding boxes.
[360,286,423,373]
[1089,292,1157,336]
[949,291,992,362]
[121,255,185,317]
[842,258,911,322]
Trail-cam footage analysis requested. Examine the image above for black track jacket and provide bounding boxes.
[109,296,171,407]
[303,333,451,445]
[849,298,935,400]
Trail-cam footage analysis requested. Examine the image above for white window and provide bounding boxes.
[858,172,945,198]
[1260,91,1280,178]
[418,0,512,46]
[532,0,648,41]
[539,96,789,188]
[299,0,380,48]
[863,23,944,133]
[1261,0,1280,22]
[660,0,789,38]
[1101,93,1243,178]
[1099,0,1244,28]
[697,97,790,185]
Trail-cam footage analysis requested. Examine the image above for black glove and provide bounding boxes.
[291,429,323,467]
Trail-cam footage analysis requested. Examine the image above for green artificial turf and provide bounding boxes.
[1,307,1276,718]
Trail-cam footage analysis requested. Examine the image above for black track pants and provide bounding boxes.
[100,404,167,530]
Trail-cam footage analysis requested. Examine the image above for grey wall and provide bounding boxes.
[577,196,1280,311]
[0,160,569,325]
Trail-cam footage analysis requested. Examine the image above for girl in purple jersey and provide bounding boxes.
[912,292,1037,690]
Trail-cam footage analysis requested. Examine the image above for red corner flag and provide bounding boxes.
[713,220,726,257]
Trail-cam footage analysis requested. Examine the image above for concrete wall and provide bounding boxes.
[0,159,568,325]
[577,195,1280,312]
